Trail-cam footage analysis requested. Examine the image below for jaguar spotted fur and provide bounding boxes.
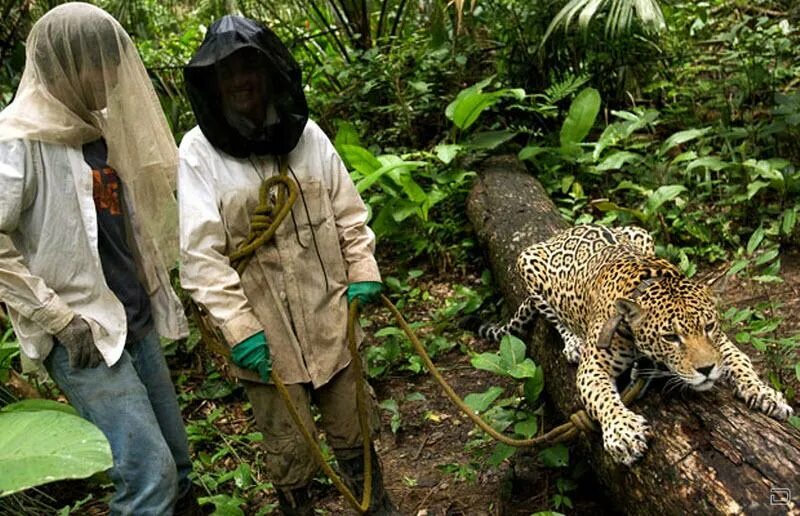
[479,224,793,465]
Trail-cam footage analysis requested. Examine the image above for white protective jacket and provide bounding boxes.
[0,139,188,368]
[179,120,380,387]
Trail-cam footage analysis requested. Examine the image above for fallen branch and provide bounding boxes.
[466,155,800,514]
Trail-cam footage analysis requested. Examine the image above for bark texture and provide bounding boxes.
[466,155,800,515]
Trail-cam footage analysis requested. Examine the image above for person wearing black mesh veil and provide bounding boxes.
[0,3,200,514]
[178,14,399,515]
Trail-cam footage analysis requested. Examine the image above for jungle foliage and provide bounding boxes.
[1,0,799,513]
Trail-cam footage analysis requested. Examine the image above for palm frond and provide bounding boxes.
[542,0,665,46]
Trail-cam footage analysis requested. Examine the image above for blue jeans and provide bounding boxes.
[45,329,192,516]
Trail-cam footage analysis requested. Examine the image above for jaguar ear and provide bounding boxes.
[615,297,642,323]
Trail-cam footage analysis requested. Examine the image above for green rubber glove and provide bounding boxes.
[231,331,272,382]
[347,281,383,305]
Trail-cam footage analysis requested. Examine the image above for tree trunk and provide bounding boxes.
[465,155,800,515]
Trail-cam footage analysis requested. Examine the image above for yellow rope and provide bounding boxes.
[227,160,372,514]
[380,295,645,445]
[197,160,646,512]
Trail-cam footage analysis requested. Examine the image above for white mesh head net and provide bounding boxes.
[0,2,180,264]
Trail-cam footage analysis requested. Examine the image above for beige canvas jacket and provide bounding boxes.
[178,120,380,387]
[0,139,188,369]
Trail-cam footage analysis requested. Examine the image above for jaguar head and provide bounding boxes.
[609,278,722,391]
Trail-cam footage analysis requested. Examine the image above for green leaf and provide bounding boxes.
[197,494,246,516]
[595,151,640,171]
[356,159,427,193]
[726,259,750,277]
[467,130,517,150]
[514,415,539,438]
[523,367,545,403]
[685,156,728,172]
[464,386,504,413]
[644,185,686,215]
[338,144,381,176]
[499,335,527,368]
[1,399,78,416]
[434,144,463,164]
[539,444,569,468]
[446,79,525,131]
[781,209,797,236]
[334,121,361,149]
[0,410,113,496]
[795,363,800,382]
[746,180,770,200]
[754,249,780,266]
[560,87,601,150]
[508,359,540,379]
[519,146,549,161]
[471,353,506,376]
[747,227,765,255]
[658,127,712,156]
[789,415,800,430]
[488,442,516,467]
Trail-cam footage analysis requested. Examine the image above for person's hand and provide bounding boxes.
[346,281,383,306]
[55,315,103,369]
[231,331,272,382]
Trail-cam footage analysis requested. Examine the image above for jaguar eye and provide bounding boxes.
[662,333,681,344]
[704,322,716,334]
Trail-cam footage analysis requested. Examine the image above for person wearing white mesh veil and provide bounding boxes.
[0,3,199,514]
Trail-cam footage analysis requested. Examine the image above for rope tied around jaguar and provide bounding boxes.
[193,161,646,513]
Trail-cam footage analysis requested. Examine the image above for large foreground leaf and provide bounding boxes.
[0,408,112,496]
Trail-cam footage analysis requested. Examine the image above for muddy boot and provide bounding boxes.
[276,485,314,516]
[336,445,401,515]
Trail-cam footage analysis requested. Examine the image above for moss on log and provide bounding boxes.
[466,155,800,515]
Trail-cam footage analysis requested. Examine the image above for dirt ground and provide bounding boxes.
[9,252,799,515]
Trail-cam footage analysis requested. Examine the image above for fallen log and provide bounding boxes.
[465,155,800,515]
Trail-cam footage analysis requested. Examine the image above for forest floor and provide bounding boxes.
[12,251,800,516]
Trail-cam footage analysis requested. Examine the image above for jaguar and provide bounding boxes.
[479,224,793,465]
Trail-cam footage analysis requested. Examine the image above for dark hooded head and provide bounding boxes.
[184,15,308,157]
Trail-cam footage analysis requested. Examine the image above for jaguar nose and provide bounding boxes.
[696,364,715,377]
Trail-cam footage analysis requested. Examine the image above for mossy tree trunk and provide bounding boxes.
[466,156,800,515]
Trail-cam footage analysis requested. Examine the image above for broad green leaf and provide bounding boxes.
[467,130,517,150]
[356,160,426,193]
[658,127,711,156]
[334,121,361,149]
[0,410,112,496]
[434,144,463,164]
[795,364,800,382]
[595,151,640,171]
[514,416,539,438]
[747,227,765,255]
[1,399,78,416]
[789,415,800,430]
[754,249,779,266]
[560,87,601,150]
[519,146,549,161]
[589,199,646,222]
[488,442,516,467]
[686,156,728,172]
[539,444,569,467]
[508,359,540,379]
[644,185,686,216]
[746,180,770,200]
[464,386,504,413]
[781,209,797,236]
[499,335,527,368]
[726,259,750,277]
[338,144,381,176]
[446,79,525,131]
[471,353,505,376]
[197,494,246,516]
[523,367,545,403]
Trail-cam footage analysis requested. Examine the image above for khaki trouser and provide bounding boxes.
[242,360,379,489]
